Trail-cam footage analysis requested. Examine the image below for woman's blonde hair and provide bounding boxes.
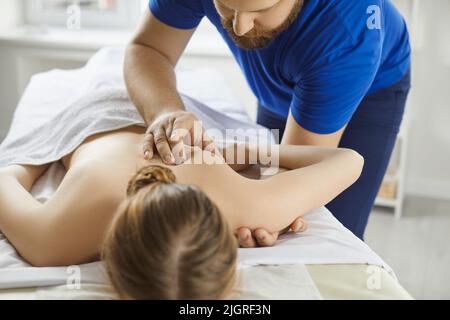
[101,165,237,300]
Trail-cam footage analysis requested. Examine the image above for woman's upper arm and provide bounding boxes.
[235,150,364,232]
[282,111,347,148]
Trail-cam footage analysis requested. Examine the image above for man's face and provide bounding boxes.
[214,0,303,50]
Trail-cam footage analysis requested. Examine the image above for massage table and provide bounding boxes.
[0,265,411,300]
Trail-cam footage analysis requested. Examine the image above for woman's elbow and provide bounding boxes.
[25,245,85,268]
[351,150,365,180]
[341,149,365,181]
[16,240,57,268]
[19,233,86,267]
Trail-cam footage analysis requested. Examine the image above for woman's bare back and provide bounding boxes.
[0,126,245,266]
[0,125,362,266]
[61,126,244,228]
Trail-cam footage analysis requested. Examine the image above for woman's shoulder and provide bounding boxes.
[173,146,261,196]
[173,146,229,184]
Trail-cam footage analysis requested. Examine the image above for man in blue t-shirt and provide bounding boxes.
[124,0,411,242]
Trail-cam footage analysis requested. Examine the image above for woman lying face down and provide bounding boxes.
[102,165,238,300]
[0,127,363,300]
[101,147,363,299]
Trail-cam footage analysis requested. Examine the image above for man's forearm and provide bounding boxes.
[124,43,185,124]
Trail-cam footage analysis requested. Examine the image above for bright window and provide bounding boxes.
[22,0,226,54]
[39,0,118,11]
[24,0,145,29]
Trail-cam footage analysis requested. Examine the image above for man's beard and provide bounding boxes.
[221,0,303,50]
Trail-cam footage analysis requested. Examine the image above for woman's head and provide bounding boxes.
[102,165,237,300]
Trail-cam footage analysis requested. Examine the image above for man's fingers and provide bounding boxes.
[187,120,204,148]
[202,129,216,152]
[143,133,154,160]
[166,117,186,163]
[170,127,190,143]
[170,140,187,164]
[170,117,192,143]
[254,229,278,247]
[236,228,257,248]
[154,129,175,164]
[165,117,175,141]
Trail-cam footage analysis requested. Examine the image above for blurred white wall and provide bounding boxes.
[0,0,22,29]
[0,0,23,138]
[401,0,450,199]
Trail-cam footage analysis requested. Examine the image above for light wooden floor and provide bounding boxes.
[365,196,450,300]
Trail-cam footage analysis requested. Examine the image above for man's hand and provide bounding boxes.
[235,217,308,248]
[143,110,215,164]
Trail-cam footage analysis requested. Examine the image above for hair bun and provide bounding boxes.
[127,165,176,196]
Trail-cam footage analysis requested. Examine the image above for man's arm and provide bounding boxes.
[125,11,211,163]
[125,10,194,124]
[282,111,347,148]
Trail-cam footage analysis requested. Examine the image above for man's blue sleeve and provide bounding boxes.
[289,2,384,135]
[290,36,382,135]
[149,0,205,30]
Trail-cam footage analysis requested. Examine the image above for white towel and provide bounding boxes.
[0,47,269,167]
[0,47,395,291]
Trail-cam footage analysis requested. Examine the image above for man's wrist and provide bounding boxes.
[146,105,185,124]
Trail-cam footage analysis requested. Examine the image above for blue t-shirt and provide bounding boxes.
[149,0,411,134]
